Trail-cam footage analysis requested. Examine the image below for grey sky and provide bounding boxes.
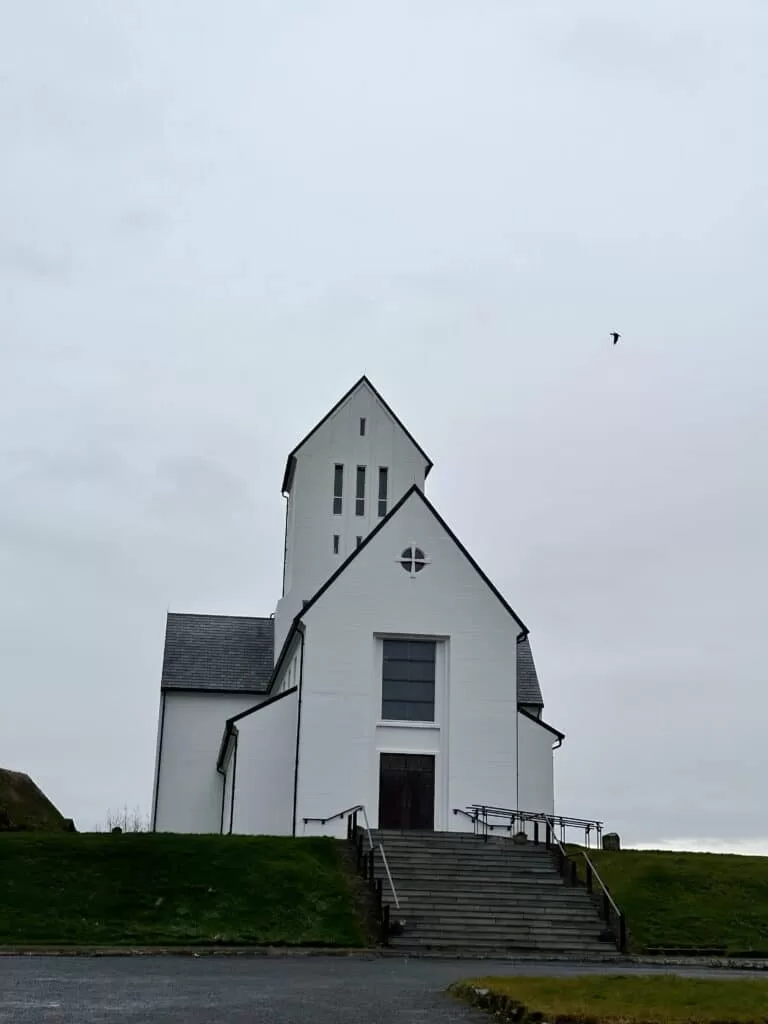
[1,1,766,845]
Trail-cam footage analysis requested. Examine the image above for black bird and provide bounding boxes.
[610,332,621,345]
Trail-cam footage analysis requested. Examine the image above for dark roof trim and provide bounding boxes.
[162,686,269,696]
[517,705,565,741]
[292,483,528,636]
[281,376,433,493]
[216,686,299,771]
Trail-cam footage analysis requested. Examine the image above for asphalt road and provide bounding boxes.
[0,955,761,1024]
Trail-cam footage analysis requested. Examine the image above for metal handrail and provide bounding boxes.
[303,803,400,911]
[302,804,363,827]
[468,805,603,847]
[580,849,622,919]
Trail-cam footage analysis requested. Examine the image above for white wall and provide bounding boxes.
[295,491,530,836]
[276,381,429,652]
[231,690,298,835]
[517,712,555,817]
[153,691,264,833]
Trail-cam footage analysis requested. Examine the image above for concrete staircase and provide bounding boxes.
[371,830,618,957]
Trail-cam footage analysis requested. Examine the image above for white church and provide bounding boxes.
[151,377,564,835]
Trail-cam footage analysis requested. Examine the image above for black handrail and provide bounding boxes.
[579,848,627,953]
[467,804,603,847]
[303,803,364,827]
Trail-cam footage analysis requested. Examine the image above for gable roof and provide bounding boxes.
[160,613,274,694]
[296,483,528,635]
[281,375,433,493]
[516,635,544,707]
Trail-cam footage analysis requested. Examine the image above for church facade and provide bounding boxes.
[151,377,563,836]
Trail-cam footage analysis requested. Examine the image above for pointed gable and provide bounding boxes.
[280,376,433,494]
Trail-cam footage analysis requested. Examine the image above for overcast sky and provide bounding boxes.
[1,1,766,847]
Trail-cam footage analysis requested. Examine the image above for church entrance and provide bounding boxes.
[378,753,435,830]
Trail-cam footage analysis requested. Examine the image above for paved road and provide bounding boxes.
[0,955,761,1024]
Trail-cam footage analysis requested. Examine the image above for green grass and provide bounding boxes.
[454,974,768,1023]
[0,833,367,947]
[0,769,66,830]
[570,848,768,955]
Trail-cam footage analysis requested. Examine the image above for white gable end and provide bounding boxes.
[295,489,534,833]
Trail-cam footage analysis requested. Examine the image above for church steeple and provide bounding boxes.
[274,377,432,654]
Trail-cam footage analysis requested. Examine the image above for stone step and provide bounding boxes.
[390,935,614,952]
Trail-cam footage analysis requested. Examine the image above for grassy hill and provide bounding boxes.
[577,847,768,955]
[0,833,367,947]
[0,769,68,831]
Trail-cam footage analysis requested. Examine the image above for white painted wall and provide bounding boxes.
[231,691,298,835]
[153,691,264,833]
[295,491,534,837]
[517,712,556,817]
[276,381,429,652]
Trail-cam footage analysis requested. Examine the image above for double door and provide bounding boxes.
[378,753,435,830]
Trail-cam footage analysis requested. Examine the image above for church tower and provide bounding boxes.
[274,377,432,653]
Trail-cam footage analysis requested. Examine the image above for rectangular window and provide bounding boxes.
[382,639,436,722]
[333,464,343,515]
[356,535,362,548]
[360,417,366,436]
[378,467,388,517]
[333,534,340,554]
[355,466,366,516]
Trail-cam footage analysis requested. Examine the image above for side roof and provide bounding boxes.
[160,613,274,694]
[516,635,544,707]
[281,375,433,493]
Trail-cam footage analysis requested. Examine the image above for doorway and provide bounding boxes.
[378,753,435,830]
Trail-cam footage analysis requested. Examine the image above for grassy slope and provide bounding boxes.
[576,848,768,954]
[0,769,66,830]
[455,974,768,1024]
[0,834,367,947]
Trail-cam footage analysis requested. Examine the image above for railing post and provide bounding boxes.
[545,822,551,849]
[368,848,375,888]
[619,913,627,953]
[602,891,610,921]
[569,859,577,886]
[533,821,539,846]
[356,831,363,872]
[586,862,593,894]
[381,904,390,946]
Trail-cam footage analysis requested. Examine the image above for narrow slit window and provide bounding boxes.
[360,417,366,436]
[355,466,366,516]
[378,467,388,517]
[333,464,343,515]
[333,534,340,554]
[356,535,363,548]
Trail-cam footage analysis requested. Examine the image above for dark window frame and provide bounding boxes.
[333,464,343,515]
[333,534,340,554]
[355,465,366,516]
[381,638,436,723]
[360,417,366,436]
[378,467,388,518]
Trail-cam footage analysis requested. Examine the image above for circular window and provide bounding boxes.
[400,546,428,575]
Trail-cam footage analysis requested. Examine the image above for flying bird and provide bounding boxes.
[610,332,621,345]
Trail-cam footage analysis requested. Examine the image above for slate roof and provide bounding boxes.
[516,635,544,707]
[160,613,274,693]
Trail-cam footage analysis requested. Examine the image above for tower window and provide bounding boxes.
[356,535,363,548]
[378,467,388,517]
[360,417,366,436]
[333,464,343,515]
[333,534,340,554]
[355,466,366,516]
